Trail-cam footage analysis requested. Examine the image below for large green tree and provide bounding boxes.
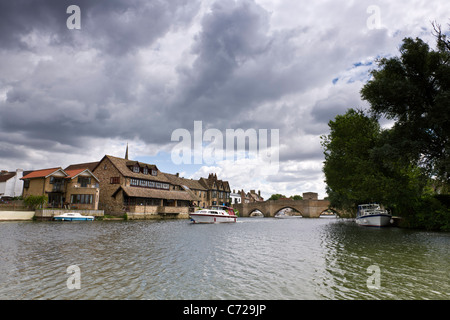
[361,24,450,183]
[321,109,426,214]
[321,109,382,212]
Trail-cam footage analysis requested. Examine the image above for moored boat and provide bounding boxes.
[356,204,391,227]
[189,205,237,224]
[53,212,95,221]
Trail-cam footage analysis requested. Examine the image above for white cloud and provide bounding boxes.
[0,0,446,199]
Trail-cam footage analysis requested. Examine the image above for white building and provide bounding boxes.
[0,169,24,199]
[230,190,241,205]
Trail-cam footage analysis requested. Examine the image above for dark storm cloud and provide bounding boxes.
[0,0,200,54]
[168,0,327,128]
[0,0,201,150]
[1,0,444,187]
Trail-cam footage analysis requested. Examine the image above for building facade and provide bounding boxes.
[198,173,231,207]
[21,167,100,210]
[92,155,200,218]
[0,169,25,199]
[238,189,264,203]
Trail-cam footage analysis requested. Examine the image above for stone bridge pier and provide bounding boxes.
[233,192,334,218]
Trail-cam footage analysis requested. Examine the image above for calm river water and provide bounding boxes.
[0,217,449,300]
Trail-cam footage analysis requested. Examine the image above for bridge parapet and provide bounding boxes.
[233,198,332,218]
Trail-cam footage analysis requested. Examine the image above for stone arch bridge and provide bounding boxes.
[232,193,337,218]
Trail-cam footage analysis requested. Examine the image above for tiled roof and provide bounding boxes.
[198,174,231,192]
[65,162,99,172]
[0,172,16,182]
[115,186,200,201]
[64,169,100,182]
[64,169,85,178]
[101,155,171,183]
[21,168,65,180]
[164,173,207,191]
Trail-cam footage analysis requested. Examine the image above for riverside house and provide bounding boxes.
[0,169,26,199]
[198,173,231,207]
[92,155,200,219]
[21,167,100,210]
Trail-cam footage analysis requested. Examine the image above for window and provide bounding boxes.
[23,179,30,188]
[130,179,139,186]
[110,177,120,184]
[71,194,93,204]
[151,170,157,176]
[133,166,140,173]
[156,183,162,189]
[162,183,170,190]
[143,168,148,175]
[78,177,91,187]
[148,181,155,188]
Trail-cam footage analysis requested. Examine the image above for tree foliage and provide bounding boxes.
[322,23,450,230]
[24,195,48,209]
[361,24,450,183]
[268,194,286,201]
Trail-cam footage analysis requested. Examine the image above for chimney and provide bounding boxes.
[176,173,179,177]
[258,190,261,196]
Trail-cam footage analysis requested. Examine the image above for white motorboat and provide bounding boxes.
[356,204,391,227]
[190,205,237,224]
[53,212,95,221]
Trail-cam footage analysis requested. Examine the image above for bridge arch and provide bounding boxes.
[233,197,331,218]
[274,207,303,217]
[249,209,264,217]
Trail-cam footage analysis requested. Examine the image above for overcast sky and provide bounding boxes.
[0,0,447,199]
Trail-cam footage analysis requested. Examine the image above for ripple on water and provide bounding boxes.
[0,219,449,300]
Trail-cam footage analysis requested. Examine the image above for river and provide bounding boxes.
[0,217,448,300]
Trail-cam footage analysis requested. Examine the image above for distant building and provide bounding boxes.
[21,167,100,210]
[238,189,264,203]
[230,190,241,205]
[0,169,25,199]
[198,173,231,207]
[164,173,208,208]
[302,192,318,200]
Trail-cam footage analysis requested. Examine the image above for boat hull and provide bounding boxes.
[356,214,391,227]
[53,214,94,221]
[189,213,237,224]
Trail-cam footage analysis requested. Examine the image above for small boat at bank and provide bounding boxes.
[356,204,391,227]
[53,212,95,221]
[190,205,237,224]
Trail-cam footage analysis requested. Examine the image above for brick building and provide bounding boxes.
[92,155,200,218]
[198,173,231,207]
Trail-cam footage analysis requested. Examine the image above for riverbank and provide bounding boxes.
[0,211,35,221]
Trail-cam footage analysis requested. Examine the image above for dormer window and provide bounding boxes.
[143,167,148,175]
[133,166,140,173]
[151,170,157,176]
